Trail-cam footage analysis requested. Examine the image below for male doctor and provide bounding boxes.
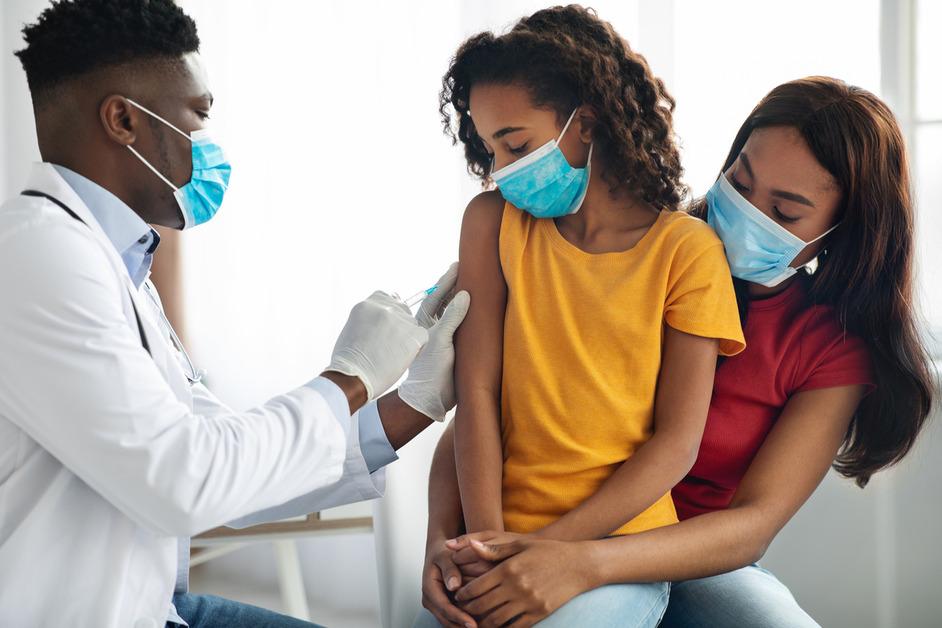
[0,2,469,627]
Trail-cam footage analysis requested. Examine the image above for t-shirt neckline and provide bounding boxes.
[540,208,668,261]
[748,278,805,312]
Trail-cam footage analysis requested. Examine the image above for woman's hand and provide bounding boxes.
[422,537,479,628]
[446,530,526,580]
[453,538,599,628]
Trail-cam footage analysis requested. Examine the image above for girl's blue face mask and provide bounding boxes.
[125,98,231,229]
[491,108,592,219]
[707,174,839,288]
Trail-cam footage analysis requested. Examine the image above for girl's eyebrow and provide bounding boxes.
[493,126,527,139]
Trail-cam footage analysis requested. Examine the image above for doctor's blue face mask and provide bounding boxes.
[125,98,231,229]
[490,108,592,219]
[706,174,839,288]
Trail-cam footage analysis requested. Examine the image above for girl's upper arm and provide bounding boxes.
[653,326,719,459]
[729,384,869,549]
[454,191,507,398]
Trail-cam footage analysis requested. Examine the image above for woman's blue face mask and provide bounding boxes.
[491,109,592,219]
[706,174,839,288]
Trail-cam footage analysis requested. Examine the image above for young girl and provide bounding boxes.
[425,78,935,628]
[417,6,745,626]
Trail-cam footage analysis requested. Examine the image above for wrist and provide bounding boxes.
[377,392,433,451]
[320,371,368,414]
[582,539,613,589]
[425,528,455,557]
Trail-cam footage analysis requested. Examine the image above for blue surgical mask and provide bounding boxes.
[491,108,592,219]
[125,98,231,229]
[706,174,839,288]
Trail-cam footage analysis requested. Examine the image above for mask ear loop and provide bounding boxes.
[796,223,840,275]
[558,108,593,172]
[557,108,580,143]
[126,98,193,141]
[123,98,194,192]
[126,146,177,191]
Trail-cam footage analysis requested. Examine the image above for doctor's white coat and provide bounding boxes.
[0,164,386,628]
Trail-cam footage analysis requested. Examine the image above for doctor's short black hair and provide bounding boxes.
[15,0,200,100]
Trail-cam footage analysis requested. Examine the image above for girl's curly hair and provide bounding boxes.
[440,4,687,210]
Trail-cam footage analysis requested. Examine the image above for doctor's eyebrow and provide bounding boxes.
[740,153,816,207]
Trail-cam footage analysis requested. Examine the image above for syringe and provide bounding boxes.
[403,285,440,309]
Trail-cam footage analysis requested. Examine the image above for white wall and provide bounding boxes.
[0,0,42,197]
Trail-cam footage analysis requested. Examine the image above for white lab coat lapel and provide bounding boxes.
[23,163,193,406]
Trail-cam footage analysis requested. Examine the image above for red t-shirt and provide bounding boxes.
[673,277,874,520]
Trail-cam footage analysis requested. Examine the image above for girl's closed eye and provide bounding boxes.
[509,142,529,155]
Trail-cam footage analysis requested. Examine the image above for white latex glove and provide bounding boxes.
[415,262,459,329]
[399,264,471,421]
[327,291,429,400]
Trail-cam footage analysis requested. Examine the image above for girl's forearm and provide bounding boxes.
[426,424,465,547]
[454,398,505,532]
[536,433,698,541]
[586,504,770,587]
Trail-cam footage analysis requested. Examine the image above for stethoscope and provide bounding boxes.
[142,280,205,385]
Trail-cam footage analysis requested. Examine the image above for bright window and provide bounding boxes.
[914,0,942,344]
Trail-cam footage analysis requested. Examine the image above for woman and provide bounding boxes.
[421,77,935,628]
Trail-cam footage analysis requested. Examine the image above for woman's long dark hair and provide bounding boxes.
[692,76,935,487]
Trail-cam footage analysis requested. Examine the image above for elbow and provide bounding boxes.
[678,442,700,475]
[738,529,773,567]
[663,438,701,479]
[129,497,205,538]
[649,430,701,478]
[726,503,776,567]
[135,486,236,538]
[749,539,771,565]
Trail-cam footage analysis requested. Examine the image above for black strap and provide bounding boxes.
[22,189,152,356]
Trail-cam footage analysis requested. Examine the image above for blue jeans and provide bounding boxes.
[661,564,820,628]
[413,581,669,627]
[167,593,324,628]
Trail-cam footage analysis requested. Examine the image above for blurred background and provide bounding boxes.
[1,1,939,627]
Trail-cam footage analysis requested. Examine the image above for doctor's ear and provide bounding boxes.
[99,95,138,147]
[574,106,598,144]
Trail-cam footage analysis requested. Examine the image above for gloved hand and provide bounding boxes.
[327,291,429,400]
[399,263,471,421]
[415,262,459,329]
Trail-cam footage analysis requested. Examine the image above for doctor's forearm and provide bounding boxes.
[376,392,433,450]
[320,371,367,415]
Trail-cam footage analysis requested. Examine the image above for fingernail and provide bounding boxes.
[465,623,474,628]
[448,576,460,590]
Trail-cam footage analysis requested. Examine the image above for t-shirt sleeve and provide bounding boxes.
[795,324,874,393]
[664,240,746,357]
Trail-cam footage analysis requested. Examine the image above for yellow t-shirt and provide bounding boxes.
[499,203,745,536]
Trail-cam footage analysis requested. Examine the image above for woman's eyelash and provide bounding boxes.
[731,178,749,193]
[509,143,529,155]
[774,206,799,223]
